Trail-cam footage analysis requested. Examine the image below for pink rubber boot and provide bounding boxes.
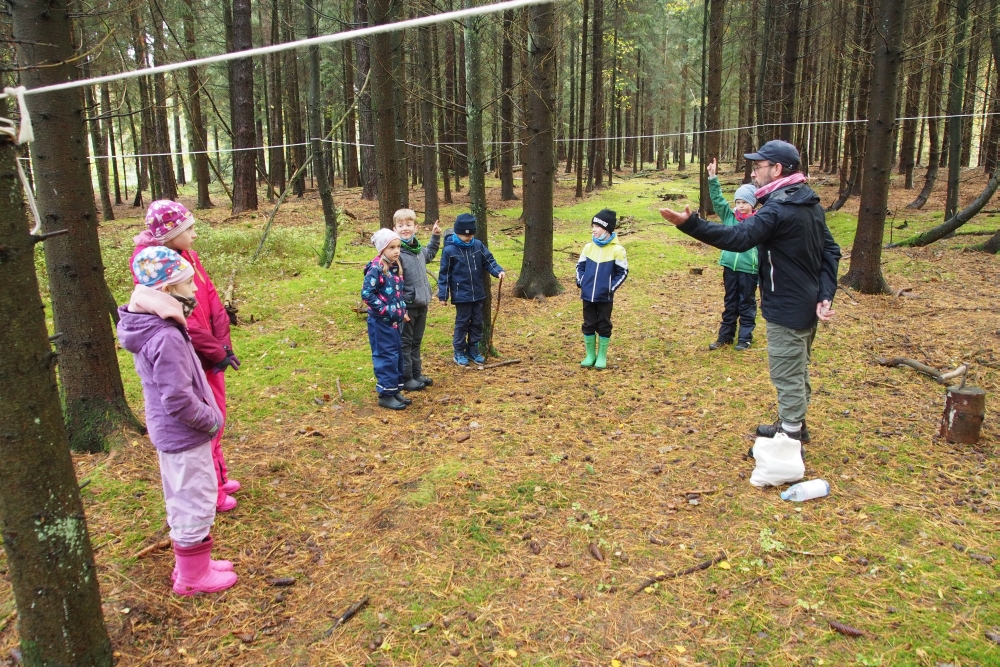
[172,536,238,596]
[221,479,241,494]
[172,557,233,582]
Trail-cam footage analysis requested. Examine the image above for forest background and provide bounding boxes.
[1,0,999,665]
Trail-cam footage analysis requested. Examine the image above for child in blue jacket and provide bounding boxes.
[362,229,411,410]
[437,213,505,366]
[576,209,629,369]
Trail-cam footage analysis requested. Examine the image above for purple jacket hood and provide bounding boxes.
[117,306,222,453]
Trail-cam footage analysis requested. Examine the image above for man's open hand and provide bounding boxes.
[816,300,836,322]
[659,205,693,226]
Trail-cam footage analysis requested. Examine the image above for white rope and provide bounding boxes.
[1,86,41,234]
[0,0,559,102]
[74,108,1000,161]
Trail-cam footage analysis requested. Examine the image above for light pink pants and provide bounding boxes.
[205,369,230,505]
[158,441,216,547]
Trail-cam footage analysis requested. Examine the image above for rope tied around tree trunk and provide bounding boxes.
[0,86,41,234]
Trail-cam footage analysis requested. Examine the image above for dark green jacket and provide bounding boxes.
[709,176,758,275]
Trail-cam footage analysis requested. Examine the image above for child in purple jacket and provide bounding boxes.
[117,247,237,596]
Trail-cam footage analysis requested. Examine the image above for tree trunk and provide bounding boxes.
[944,0,970,221]
[908,0,950,209]
[960,13,983,167]
[268,0,287,194]
[779,0,801,142]
[566,36,576,173]
[103,84,123,205]
[898,23,924,188]
[343,42,360,188]
[432,24,451,204]
[0,99,113,666]
[897,169,1000,246]
[305,0,338,266]
[985,0,1000,176]
[230,0,258,212]
[356,0,377,200]
[391,16,409,205]
[841,0,906,294]
[515,0,561,300]
[283,0,306,197]
[755,0,772,144]
[586,0,605,191]
[418,12,440,223]
[149,12,178,201]
[183,0,213,209]
[464,0,494,353]
[14,0,142,453]
[575,0,589,197]
[500,9,517,200]
[85,81,115,221]
[370,0,404,228]
[704,0,725,214]
[456,27,469,181]
[174,97,187,186]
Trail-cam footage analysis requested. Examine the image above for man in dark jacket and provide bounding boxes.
[659,140,841,443]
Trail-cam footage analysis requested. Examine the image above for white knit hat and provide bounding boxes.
[371,228,401,255]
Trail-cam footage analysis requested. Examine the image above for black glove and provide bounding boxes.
[214,347,241,372]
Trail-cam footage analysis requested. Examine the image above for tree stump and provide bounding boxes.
[940,386,986,444]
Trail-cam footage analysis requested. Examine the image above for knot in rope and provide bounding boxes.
[1,87,34,145]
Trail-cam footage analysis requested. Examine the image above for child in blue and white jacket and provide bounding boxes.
[362,229,411,410]
[575,209,628,370]
[437,213,505,366]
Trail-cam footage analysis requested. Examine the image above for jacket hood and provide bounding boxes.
[133,229,162,247]
[117,306,180,354]
[763,183,820,207]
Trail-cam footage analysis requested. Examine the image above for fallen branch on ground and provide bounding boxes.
[133,538,171,559]
[875,357,968,385]
[323,596,369,636]
[632,551,728,595]
[479,358,521,370]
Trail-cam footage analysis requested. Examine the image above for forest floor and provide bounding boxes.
[2,163,999,666]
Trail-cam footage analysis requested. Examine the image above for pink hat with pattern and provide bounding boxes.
[145,200,195,242]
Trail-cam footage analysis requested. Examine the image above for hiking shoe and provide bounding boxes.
[417,375,433,387]
[709,339,732,350]
[470,352,486,365]
[735,341,751,351]
[453,353,469,367]
[756,419,810,444]
[378,394,407,410]
[403,378,425,391]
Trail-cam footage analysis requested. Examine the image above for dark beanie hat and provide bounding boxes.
[591,209,617,234]
[454,213,477,235]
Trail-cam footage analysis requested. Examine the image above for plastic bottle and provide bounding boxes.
[780,479,830,502]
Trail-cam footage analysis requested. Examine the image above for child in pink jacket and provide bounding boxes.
[117,247,237,596]
[131,201,241,512]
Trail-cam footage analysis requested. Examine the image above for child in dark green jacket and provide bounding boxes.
[707,159,758,351]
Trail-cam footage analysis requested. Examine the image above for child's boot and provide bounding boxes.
[217,486,237,512]
[172,536,238,596]
[580,334,597,367]
[594,336,610,370]
[172,557,234,583]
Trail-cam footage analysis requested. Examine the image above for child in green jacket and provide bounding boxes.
[707,158,758,351]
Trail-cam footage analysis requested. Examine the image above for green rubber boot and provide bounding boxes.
[594,336,610,370]
[580,334,597,367]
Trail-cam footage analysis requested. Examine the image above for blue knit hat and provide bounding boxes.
[454,213,477,235]
[734,184,758,207]
[132,247,195,289]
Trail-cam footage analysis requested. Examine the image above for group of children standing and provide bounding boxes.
[115,167,756,597]
[118,201,241,596]
[360,209,505,410]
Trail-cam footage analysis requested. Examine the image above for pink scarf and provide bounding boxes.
[753,172,807,201]
[128,284,187,327]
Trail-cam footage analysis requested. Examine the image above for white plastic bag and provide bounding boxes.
[749,432,804,487]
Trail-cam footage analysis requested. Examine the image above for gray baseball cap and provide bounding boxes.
[744,140,800,172]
